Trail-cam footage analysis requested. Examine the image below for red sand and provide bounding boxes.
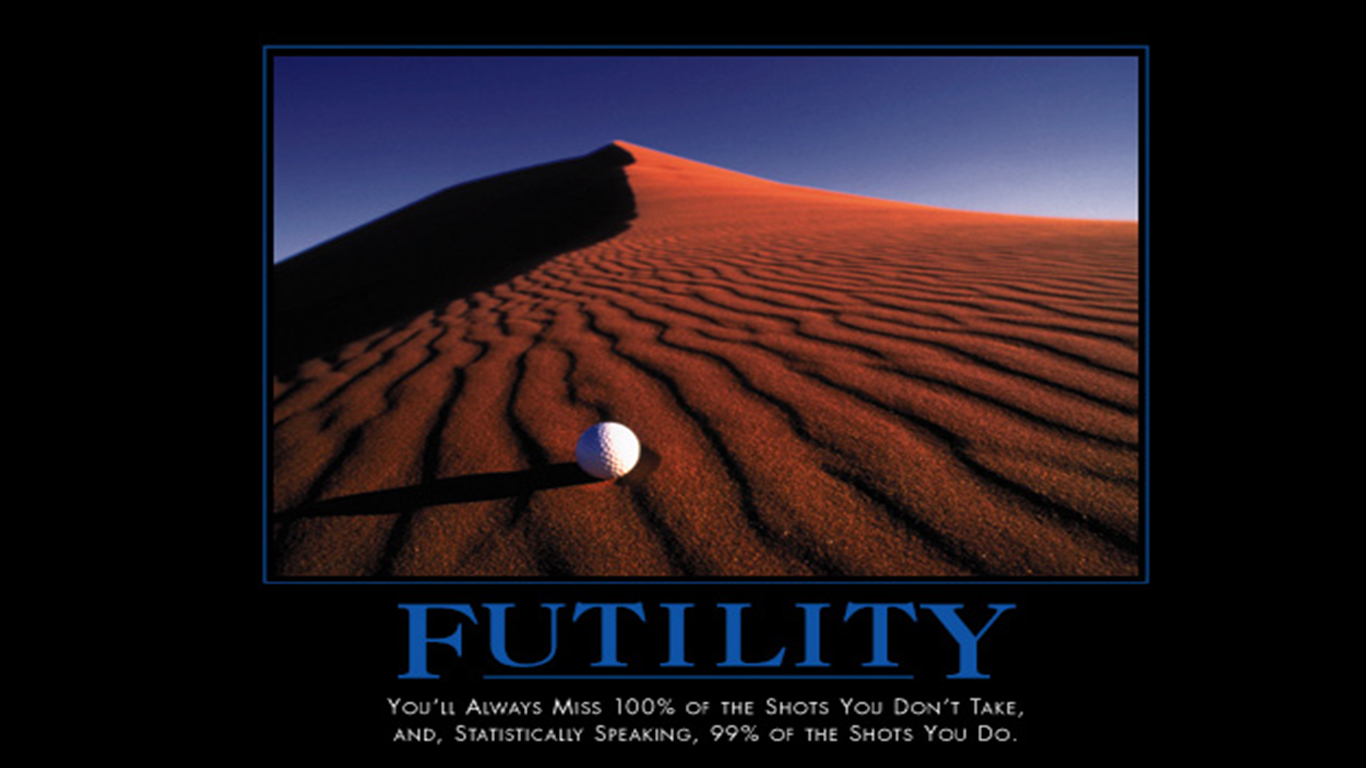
[270,141,1140,578]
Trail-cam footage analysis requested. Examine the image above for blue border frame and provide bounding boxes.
[261,43,1151,587]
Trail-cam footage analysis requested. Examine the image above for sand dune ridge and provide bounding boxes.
[270,142,1140,579]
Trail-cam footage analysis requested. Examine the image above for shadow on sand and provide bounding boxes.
[275,447,661,521]
[271,143,638,376]
[276,463,595,520]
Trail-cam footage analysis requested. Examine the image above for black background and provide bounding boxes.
[251,582,1171,755]
[242,31,1195,759]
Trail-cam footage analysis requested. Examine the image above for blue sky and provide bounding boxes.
[270,50,1141,261]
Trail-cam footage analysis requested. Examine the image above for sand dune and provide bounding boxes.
[269,141,1140,579]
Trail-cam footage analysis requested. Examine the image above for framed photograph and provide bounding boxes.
[257,44,1160,756]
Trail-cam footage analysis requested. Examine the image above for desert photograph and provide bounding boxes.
[267,52,1143,580]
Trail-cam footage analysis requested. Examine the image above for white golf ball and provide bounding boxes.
[575,422,641,479]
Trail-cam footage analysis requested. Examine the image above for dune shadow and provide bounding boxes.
[275,462,601,520]
[271,143,637,376]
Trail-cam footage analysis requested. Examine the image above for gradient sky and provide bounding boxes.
[270,50,1141,261]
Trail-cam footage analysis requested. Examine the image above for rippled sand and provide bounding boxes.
[269,141,1140,579]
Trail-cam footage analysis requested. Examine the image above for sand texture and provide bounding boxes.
[270,141,1141,579]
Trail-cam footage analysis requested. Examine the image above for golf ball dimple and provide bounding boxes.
[575,422,641,479]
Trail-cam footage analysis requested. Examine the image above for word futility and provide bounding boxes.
[398,601,1014,680]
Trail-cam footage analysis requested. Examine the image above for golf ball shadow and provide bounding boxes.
[275,426,663,521]
[275,461,608,520]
